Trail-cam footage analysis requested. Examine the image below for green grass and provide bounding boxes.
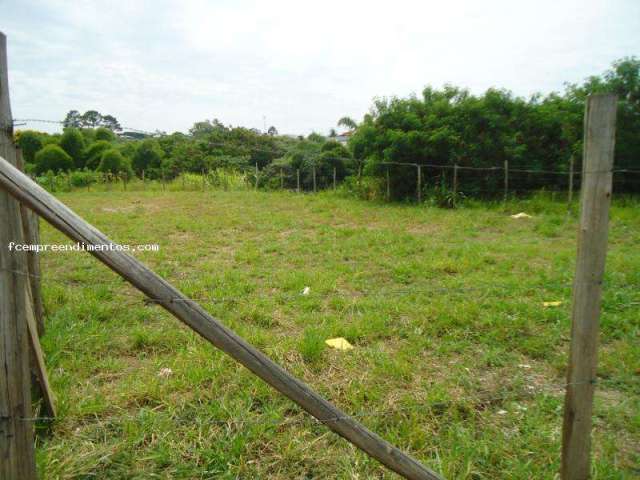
[34,189,639,479]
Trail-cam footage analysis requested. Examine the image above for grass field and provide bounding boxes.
[34,189,639,479]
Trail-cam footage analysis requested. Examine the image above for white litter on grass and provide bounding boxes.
[157,367,173,378]
[510,212,532,219]
[497,409,508,415]
[301,286,310,296]
[518,364,532,369]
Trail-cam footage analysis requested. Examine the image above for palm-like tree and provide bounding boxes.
[337,116,357,130]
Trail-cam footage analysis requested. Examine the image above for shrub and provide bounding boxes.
[95,127,116,142]
[84,141,112,170]
[98,149,133,176]
[34,145,73,175]
[15,130,43,163]
[69,169,98,187]
[133,139,163,177]
[59,128,86,168]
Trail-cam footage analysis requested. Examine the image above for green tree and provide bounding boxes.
[34,145,73,174]
[337,116,358,130]
[132,139,164,176]
[98,149,132,175]
[84,141,112,170]
[95,127,116,142]
[62,110,82,128]
[59,128,86,168]
[15,130,43,163]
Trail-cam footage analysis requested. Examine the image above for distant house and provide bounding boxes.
[335,130,354,145]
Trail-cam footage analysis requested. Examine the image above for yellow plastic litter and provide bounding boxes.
[325,337,354,351]
[510,212,532,219]
[543,301,563,308]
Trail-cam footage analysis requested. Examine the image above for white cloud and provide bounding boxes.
[3,0,639,135]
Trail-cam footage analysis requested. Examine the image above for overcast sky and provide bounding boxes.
[3,0,639,135]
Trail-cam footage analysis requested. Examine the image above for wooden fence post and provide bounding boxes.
[296,169,300,193]
[280,168,284,189]
[503,160,509,202]
[453,164,458,208]
[142,169,145,190]
[386,167,390,200]
[202,168,206,191]
[0,30,38,480]
[161,170,166,191]
[568,155,574,205]
[312,164,317,192]
[255,162,259,189]
[333,166,337,190]
[561,94,617,480]
[416,164,422,203]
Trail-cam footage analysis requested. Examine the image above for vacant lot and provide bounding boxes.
[35,190,638,479]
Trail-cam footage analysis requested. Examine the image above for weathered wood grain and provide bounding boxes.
[0,30,37,480]
[561,94,617,480]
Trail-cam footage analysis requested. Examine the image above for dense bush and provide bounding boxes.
[132,139,164,177]
[59,128,86,168]
[34,145,73,174]
[98,149,132,176]
[84,141,112,170]
[349,57,640,200]
[69,169,99,187]
[15,130,43,163]
[95,127,116,142]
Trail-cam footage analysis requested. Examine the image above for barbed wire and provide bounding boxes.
[11,118,156,136]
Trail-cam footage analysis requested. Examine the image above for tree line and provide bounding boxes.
[14,57,639,199]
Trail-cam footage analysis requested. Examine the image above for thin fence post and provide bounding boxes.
[503,159,509,202]
[255,162,259,190]
[333,166,337,190]
[182,170,186,190]
[49,174,54,192]
[296,169,300,193]
[0,30,38,480]
[568,154,574,205]
[453,164,458,208]
[280,168,284,189]
[66,172,71,191]
[202,168,206,191]
[561,94,617,480]
[386,166,390,200]
[313,164,317,192]
[122,171,127,191]
[142,169,145,190]
[161,170,166,191]
[416,164,422,203]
